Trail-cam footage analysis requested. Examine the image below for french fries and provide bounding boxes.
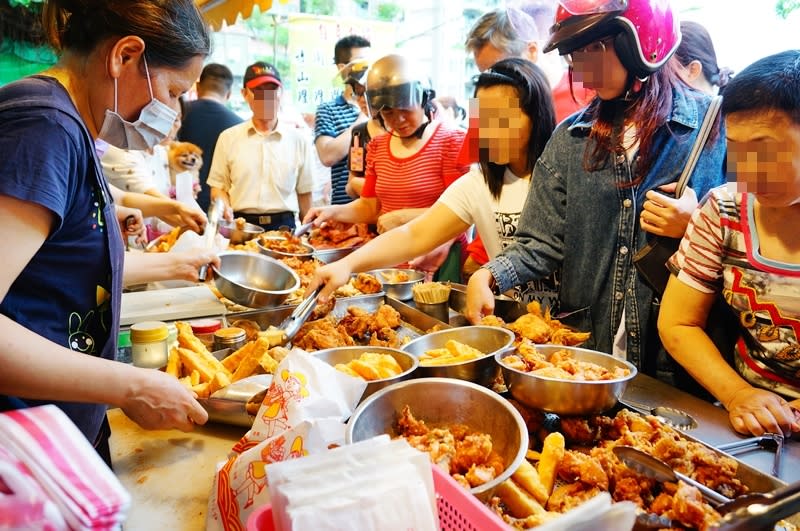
[419,339,484,366]
[495,434,566,523]
[167,321,279,399]
[538,432,565,497]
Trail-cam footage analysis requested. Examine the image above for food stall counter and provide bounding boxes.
[109,374,800,530]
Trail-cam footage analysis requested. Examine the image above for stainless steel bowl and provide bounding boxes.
[256,235,315,260]
[368,268,424,301]
[401,326,514,387]
[497,344,637,415]
[312,346,418,403]
[218,220,264,245]
[346,377,529,500]
[313,245,361,264]
[211,251,300,309]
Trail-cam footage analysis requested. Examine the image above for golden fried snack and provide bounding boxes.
[495,478,548,519]
[175,322,231,378]
[192,381,211,399]
[334,352,403,381]
[165,348,182,377]
[420,340,484,366]
[177,347,218,382]
[513,459,549,506]
[207,370,231,397]
[538,432,565,497]
[221,341,255,372]
[258,349,278,374]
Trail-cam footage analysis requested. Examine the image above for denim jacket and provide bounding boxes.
[486,87,726,371]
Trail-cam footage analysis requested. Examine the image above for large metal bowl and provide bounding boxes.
[218,220,264,245]
[211,251,300,309]
[256,235,315,260]
[312,346,418,403]
[312,245,361,264]
[346,377,529,500]
[369,268,424,301]
[497,344,637,415]
[401,326,515,387]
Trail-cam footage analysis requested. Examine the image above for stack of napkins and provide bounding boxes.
[267,435,439,531]
[206,349,368,530]
[0,405,130,530]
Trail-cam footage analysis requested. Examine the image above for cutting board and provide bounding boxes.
[120,285,226,326]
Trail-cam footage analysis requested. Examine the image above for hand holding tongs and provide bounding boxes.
[711,479,800,530]
[277,285,322,345]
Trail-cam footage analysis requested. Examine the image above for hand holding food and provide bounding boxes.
[159,200,207,234]
[121,368,208,432]
[465,268,497,324]
[725,386,800,436]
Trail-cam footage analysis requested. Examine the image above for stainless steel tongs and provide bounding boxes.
[277,285,322,345]
[716,433,784,477]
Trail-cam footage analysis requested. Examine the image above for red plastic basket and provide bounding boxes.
[246,464,509,531]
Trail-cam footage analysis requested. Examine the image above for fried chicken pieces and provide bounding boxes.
[493,409,747,530]
[502,341,631,381]
[292,304,404,351]
[481,301,590,346]
[396,406,504,490]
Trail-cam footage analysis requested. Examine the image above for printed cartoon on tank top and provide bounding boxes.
[68,182,113,355]
[495,210,561,313]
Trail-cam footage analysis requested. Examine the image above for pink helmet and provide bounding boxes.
[544,0,680,79]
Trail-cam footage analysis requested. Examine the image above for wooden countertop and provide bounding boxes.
[108,408,247,530]
[109,374,799,530]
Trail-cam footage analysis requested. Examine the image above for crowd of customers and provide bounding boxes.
[1,0,799,456]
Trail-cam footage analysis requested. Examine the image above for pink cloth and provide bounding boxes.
[0,405,130,530]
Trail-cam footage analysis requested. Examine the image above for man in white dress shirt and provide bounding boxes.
[208,62,314,231]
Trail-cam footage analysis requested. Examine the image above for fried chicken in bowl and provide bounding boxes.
[497,344,637,415]
[346,377,528,500]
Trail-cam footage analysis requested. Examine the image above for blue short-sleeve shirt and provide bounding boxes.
[0,76,122,442]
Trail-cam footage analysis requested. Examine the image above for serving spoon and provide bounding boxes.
[619,399,699,430]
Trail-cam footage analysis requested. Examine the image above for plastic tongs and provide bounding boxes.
[293,221,314,238]
[198,198,223,281]
[716,433,784,477]
[277,285,321,345]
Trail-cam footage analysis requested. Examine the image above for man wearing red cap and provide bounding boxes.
[207,61,314,231]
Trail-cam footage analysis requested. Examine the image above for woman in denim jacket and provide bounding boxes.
[466,0,726,377]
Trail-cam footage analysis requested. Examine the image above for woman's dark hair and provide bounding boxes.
[42,0,211,69]
[674,21,732,91]
[721,49,800,126]
[473,57,556,199]
[581,55,701,187]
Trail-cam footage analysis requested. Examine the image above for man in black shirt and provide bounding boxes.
[179,63,243,211]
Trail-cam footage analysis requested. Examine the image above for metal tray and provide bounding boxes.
[198,295,451,427]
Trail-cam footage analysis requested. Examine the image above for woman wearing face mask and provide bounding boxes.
[0,0,215,461]
[304,54,469,279]
[466,0,727,383]
[310,58,558,306]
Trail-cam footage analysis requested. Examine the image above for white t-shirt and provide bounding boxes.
[206,119,315,215]
[101,144,170,196]
[438,166,560,310]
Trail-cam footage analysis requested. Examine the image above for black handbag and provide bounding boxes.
[633,95,722,295]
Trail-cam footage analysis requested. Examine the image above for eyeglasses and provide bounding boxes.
[566,36,614,65]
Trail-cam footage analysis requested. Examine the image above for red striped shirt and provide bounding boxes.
[362,123,468,215]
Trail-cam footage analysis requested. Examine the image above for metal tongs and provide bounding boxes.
[711,479,800,530]
[198,198,223,281]
[716,433,784,477]
[277,285,322,345]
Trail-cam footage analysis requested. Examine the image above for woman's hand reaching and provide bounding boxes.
[725,386,800,436]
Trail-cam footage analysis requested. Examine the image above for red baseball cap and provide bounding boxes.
[243,61,282,89]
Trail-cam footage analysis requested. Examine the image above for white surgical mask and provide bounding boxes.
[98,57,178,150]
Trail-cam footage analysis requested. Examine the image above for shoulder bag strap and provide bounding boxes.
[675,95,723,198]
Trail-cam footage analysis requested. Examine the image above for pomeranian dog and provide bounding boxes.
[167,141,203,199]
